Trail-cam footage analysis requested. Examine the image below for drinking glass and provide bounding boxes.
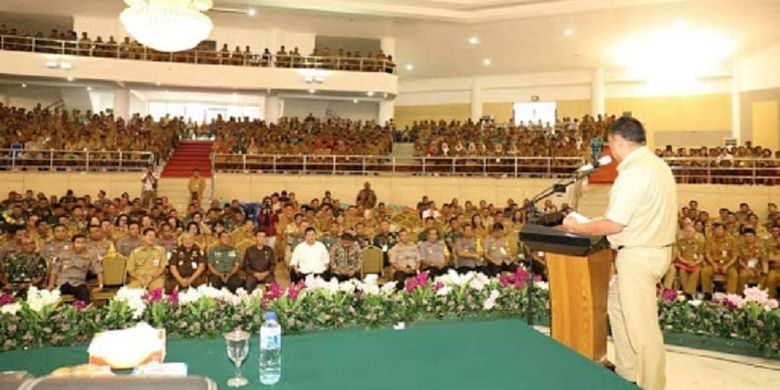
[225,328,250,387]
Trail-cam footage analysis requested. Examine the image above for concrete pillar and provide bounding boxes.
[267,27,281,52]
[731,58,741,142]
[591,67,605,117]
[380,36,396,58]
[379,99,395,125]
[264,95,282,123]
[113,87,130,120]
[470,79,482,121]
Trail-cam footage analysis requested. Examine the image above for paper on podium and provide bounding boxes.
[566,212,591,224]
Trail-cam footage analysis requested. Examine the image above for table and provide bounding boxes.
[0,319,635,389]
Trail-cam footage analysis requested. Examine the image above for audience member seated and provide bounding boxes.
[167,232,207,292]
[243,231,276,290]
[326,233,362,281]
[45,234,103,303]
[207,231,243,292]
[289,227,330,282]
[388,229,420,283]
[126,228,167,290]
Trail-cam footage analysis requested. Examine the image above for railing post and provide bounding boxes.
[194,51,199,64]
[392,157,396,174]
[303,155,307,174]
[422,158,426,175]
[547,158,552,177]
[514,158,518,178]
[362,157,366,175]
[272,155,276,173]
[49,149,54,171]
[11,149,15,171]
[452,158,456,175]
[242,154,247,173]
[85,151,90,171]
[169,52,173,62]
[483,158,487,177]
[31,37,35,52]
[119,150,123,170]
[332,156,336,174]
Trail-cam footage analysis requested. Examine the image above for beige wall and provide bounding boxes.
[741,87,780,149]
[0,172,144,199]
[482,102,513,124]
[394,104,471,128]
[557,99,592,120]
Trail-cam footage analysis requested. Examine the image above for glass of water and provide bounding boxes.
[225,328,250,387]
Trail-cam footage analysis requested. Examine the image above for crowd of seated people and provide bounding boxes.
[210,115,393,156]
[0,24,395,73]
[655,143,780,185]
[665,200,780,299]
[0,104,183,165]
[411,114,614,158]
[1,185,777,303]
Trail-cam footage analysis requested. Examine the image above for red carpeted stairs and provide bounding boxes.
[161,141,213,178]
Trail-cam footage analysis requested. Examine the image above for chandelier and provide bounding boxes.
[120,0,214,52]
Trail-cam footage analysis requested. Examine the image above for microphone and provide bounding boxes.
[576,155,612,173]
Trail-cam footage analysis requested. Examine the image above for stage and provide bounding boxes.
[0,319,634,389]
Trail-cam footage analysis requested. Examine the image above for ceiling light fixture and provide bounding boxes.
[66,76,74,82]
[468,36,480,45]
[564,28,575,37]
[21,83,27,88]
[247,8,257,16]
[120,0,214,52]
[353,99,358,104]
[405,64,414,71]
[482,58,492,66]
[308,89,316,94]
[367,91,375,97]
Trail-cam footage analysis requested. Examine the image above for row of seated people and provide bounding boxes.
[411,115,614,158]
[210,115,393,157]
[655,143,780,185]
[664,200,780,298]
[0,25,395,72]
[0,104,183,166]
[0,186,538,301]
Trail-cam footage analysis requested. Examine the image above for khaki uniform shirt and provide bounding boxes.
[483,235,511,265]
[208,244,239,273]
[52,249,103,287]
[388,242,420,270]
[41,240,70,263]
[706,236,736,266]
[674,238,704,264]
[127,245,168,278]
[737,243,767,271]
[117,236,142,257]
[418,240,448,265]
[329,242,362,275]
[170,245,206,278]
[605,146,677,248]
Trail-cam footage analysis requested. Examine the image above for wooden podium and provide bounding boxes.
[520,224,612,360]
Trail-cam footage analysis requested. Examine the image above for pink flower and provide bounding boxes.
[144,288,164,302]
[661,289,678,302]
[286,281,306,301]
[0,293,14,306]
[433,281,444,292]
[72,300,87,310]
[404,278,418,293]
[167,290,179,304]
[264,283,284,301]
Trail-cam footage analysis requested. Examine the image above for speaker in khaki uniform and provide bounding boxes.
[563,117,676,390]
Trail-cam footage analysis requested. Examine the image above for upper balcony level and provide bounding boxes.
[0,34,398,96]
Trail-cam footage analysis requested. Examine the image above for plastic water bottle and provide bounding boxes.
[259,311,282,385]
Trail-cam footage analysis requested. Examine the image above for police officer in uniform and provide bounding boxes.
[388,229,420,283]
[244,231,276,291]
[701,223,739,295]
[454,224,483,272]
[126,228,168,290]
[87,224,115,259]
[41,224,70,265]
[663,224,704,296]
[417,228,449,276]
[167,232,207,292]
[207,231,243,292]
[563,117,677,390]
[736,228,768,294]
[47,234,103,302]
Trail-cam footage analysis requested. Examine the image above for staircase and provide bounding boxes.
[158,141,213,211]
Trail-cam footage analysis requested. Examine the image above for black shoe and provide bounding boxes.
[704,292,713,301]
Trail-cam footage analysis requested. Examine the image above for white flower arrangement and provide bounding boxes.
[482,290,501,310]
[113,287,147,319]
[0,302,22,315]
[25,286,61,313]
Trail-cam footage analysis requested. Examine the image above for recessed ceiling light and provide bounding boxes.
[66,76,74,82]
[367,91,375,97]
[21,83,27,88]
[405,64,414,71]
[468,36,480,45]
[308,88,316,94]
[353,99,358,104]
[383,93,388,99]
[247,8,257,16]
[564,27,575,37]
[482,58,492,66]
[86,86,92,91]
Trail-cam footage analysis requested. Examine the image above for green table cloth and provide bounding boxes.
[0,319,635,389]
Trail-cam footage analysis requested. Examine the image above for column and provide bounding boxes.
[264,95,281,123]
[591,67,605,117]
[379,99,395,125]
[113,87,130,120]
[470,79,482,121]
[731,58,741,141]
[266,27,281,52]
[380,36,396,58]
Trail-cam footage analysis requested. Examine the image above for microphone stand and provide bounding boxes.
[521,163,602,326]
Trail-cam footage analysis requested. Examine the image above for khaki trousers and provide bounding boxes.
[662,265,700,295]
[766,270,780,298]
[700,265,738,294]
[609,246,671,390]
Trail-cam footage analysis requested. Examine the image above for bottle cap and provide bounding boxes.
[265,311,277,321]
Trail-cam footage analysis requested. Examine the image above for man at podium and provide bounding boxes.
[562,117,677,390]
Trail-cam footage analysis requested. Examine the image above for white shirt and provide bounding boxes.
[141,173,157,191]
[422,209,441,220]
[290,241,330,274]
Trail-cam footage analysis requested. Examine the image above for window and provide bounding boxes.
[148,101,262,123]
[513,102,557,128]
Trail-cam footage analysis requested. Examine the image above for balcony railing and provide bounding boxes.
[1,149,155,172]
[212,154,586,178]
[0,34,397,74]
[212,154,780,184]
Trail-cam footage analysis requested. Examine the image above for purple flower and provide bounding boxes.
[144,288,164,302]
[404,278,418,293]
[0,293,14,306]
[661,289,678,302]
[264,283,283,301]
[72,300,87,310]
[167,290,179,304]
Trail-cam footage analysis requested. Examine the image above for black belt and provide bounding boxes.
[617,244,673,251]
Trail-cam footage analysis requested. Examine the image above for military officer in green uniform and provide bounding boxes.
[47,234,103,303]
[663,224,704,296]
[167,232,206,292]
[126,228,168,291]
[1,237,48,295]
[207,231,243,292]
